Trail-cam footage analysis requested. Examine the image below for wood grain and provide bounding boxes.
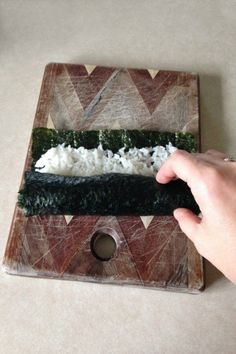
[3,63,204,292]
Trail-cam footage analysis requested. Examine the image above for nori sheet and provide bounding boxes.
[18,171,199,216]
[32,128,197,163]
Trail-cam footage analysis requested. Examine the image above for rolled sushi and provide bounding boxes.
[18,128,199,216]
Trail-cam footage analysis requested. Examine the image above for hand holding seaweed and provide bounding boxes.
[157,149,236,284]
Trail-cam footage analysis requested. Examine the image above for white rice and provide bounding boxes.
[35,143,177,177]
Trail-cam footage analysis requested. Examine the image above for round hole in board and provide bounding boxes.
[91,232,117,261]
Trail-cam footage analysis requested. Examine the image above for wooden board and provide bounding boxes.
[3,63,204,292]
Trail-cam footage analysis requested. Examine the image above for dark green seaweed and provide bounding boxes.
[32,128,196,163]
[18,172,199,216]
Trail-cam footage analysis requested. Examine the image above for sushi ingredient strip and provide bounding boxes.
[18,171,199,216]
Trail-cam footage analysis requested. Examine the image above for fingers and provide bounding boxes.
[156,149,227,186]
[173,208,201,242]
[205,149,227,160]
[156,150,200,185]
[192,150,227,166]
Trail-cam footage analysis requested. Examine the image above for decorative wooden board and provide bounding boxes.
[3,63,204,292]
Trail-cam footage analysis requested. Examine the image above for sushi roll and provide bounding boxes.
[18,128,199,216]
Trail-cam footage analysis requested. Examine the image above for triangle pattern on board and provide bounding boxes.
[128,69,178,114]
[66,64,116,110]
[81,69,151,130]
[140,215,154,229]
[85,64,96,75]
[64,215,74,225]
[47,114,55,129]
[148,69,159,79]
[64,216,142,282]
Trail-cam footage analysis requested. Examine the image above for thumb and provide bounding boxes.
[173,208,201,242]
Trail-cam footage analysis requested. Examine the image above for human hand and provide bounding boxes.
[156,149,236,284]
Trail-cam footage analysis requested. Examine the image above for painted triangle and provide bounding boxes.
[64,215,74,225]
[85,64,96,75]
[140,215,154,229]
[47,114,55,129]
[148,69,159,79]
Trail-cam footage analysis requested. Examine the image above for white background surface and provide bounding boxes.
[1,1,236,353]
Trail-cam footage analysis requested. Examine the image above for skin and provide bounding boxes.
[156,149,236,284]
